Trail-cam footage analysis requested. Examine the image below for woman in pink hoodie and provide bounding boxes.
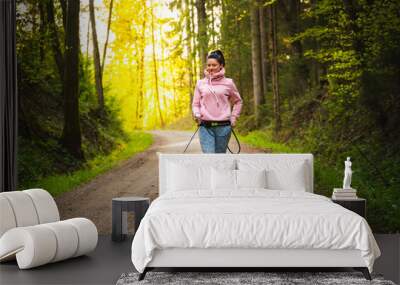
[192,50,243,153]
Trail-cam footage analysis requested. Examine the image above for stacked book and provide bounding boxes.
[332,188,358,200]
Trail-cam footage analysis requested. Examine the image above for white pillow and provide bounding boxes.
[266,161,306,191]
[237,159,307,191]
[211,168,236,190]
[167,159,235,191]
[211,168,268,190]
[236,169,267,189]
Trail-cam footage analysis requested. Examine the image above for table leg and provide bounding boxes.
[112,201,123,242]
[134,202,149,234]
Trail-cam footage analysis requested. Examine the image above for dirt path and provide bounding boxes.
[55,130,263,234]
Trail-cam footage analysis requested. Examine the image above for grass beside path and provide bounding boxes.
[23,131,153,197]
[237,130,298,153]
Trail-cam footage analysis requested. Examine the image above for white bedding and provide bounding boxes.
[131,189,381,273]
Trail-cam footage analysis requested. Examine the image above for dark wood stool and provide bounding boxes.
[112,197,150,242]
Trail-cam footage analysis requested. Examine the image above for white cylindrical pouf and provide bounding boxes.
[0,226,57,269]
[42,221,79,263]
[0,196,17,237]
[64,218,98,257]
[1,192,39,227]
[23,189,60,224]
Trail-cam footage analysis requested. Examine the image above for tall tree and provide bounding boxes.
[208,0,217,48]
[159,21,168,114]
[136,4,146,129]
[308,0,320,89]
[150,0,164,127]
[279,0,302,55]
[89,0,104,111]
[46,0,64,81]
[101,0,114,76]
[59,0,67,31]
[171,67,178,118]
[38,1,45,62]
[250,1,263,126]
[196,0,207,78]
[259,4,268,104]
[184,0,194,113]
[190,0,198,80]
[85,15,90,65]
[61,0,83,159]
[268,3,280,133]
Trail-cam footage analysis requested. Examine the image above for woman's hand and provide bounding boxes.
[230,116,237,127]
[194,113,202,125]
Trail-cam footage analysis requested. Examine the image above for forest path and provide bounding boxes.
[55,129,262,234]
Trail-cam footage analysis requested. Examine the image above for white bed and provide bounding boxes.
[131,153,380,280]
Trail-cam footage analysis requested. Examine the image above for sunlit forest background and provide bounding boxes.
[17,0,399,233]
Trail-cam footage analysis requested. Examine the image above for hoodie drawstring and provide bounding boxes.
[207,77,220,108]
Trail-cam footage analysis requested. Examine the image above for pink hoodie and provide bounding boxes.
[192,67,243,125]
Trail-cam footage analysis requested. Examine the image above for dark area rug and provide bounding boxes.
[116,271,396,285]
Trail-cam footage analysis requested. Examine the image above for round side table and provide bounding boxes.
[112,197,150,242]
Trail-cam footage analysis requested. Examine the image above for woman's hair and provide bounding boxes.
[207,50,225,66]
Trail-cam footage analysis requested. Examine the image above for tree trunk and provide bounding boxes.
[209,0,216,47]
[309,0,320,89]
[235,14,243,100]
[38,1,45,62]
[190,0,198,80]
[172,74,178,117]
[134,47,140,130]
[46,0,64,81]
[268,3,281,133]
[59,0,67,31]
[61,0,83,159]
[185,0,194,114]
[101,0,113,76]
[85,15,90,71]
[259,4,267,105]
[89,0,104,111]
[250,1,263,127]
[137,6,146,129]
[159,24,168,115]
[279,0,302,55]
[150,0,164,127]
[196,0,207,78]
[291,0,302,55]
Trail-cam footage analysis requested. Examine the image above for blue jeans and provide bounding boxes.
[199,125,232,153]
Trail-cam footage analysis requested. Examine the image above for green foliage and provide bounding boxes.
[234,0,400,233]
[280,0,400,233]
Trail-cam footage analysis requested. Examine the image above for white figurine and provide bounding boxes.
[343,157,352,189]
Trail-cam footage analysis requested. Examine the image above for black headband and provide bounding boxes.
[207,51,225,66]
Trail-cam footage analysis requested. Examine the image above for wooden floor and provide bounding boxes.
[0,234,398,285]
